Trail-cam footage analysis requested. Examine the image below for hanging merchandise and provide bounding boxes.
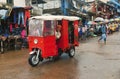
[71,0,78,9]
[0,9,8,20]
[14,12,17,23]
[18,11,24,25]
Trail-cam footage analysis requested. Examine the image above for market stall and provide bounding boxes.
[0,7,32,53]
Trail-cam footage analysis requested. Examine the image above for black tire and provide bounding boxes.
[58,49,63,57]
[52,49,63,61]
[52,56,58,61]
[68,47,75,58]
[28,54,40,67]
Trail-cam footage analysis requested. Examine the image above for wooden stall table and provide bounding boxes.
[14,35,22,50]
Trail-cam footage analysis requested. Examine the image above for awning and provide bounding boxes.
[0,9,8,19]
[99,0,109,4]
[32,0,46,4]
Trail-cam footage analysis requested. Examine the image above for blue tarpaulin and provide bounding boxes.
[109,0,120,7]
[0,9,8,19]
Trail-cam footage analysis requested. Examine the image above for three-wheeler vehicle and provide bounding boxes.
[28,15,80,67]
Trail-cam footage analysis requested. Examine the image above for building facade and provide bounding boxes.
[0,0,26,7]
[0,0,120,19]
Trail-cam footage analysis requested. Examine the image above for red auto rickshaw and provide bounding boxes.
[28,15,80,67]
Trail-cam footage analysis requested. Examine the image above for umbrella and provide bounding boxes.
[110,19,114,22]
[114,18,119,21]
[94,17,104,22]
[87,21,97,25]
[104,19,109,23]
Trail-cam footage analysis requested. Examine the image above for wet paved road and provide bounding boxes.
[0,32,120,79]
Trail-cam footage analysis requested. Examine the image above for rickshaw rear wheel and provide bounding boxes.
[28,54,40,67]
[58,49,62,56]
[52,56,58,61]
[68,46,75,58]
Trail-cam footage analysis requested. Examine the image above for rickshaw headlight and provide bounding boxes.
[34,39,38,44]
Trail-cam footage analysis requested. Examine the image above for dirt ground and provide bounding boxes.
[0,32,120,79]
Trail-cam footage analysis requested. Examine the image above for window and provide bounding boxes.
[32,0,37,4]
[7,0,13,4]
[32,0,46,4]
[43,20,54,36]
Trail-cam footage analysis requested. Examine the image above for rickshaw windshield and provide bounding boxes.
[29,19,43,36]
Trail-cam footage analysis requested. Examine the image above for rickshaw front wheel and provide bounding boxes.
[68,47,75,58]
[28,54,40,67]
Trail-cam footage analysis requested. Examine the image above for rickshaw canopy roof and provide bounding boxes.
[29,15,80,21]
[63,16,80,21]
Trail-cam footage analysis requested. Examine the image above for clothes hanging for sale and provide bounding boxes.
[18,11,24,25]
[24,10,30,27]
[14,12,17,23]
[9,24,12,32]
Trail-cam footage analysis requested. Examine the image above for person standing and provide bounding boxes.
[21,27,27,48]
[98,23,107,44]
[55,24,61,40]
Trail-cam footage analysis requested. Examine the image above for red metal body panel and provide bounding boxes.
[57,20,69,50]
[28,36,57,58]
[24,10,30,26]
[43,36,57,57]
[28,36,44,51]
[73,20,79,46]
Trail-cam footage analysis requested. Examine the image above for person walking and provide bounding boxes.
[98,23,107,44]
